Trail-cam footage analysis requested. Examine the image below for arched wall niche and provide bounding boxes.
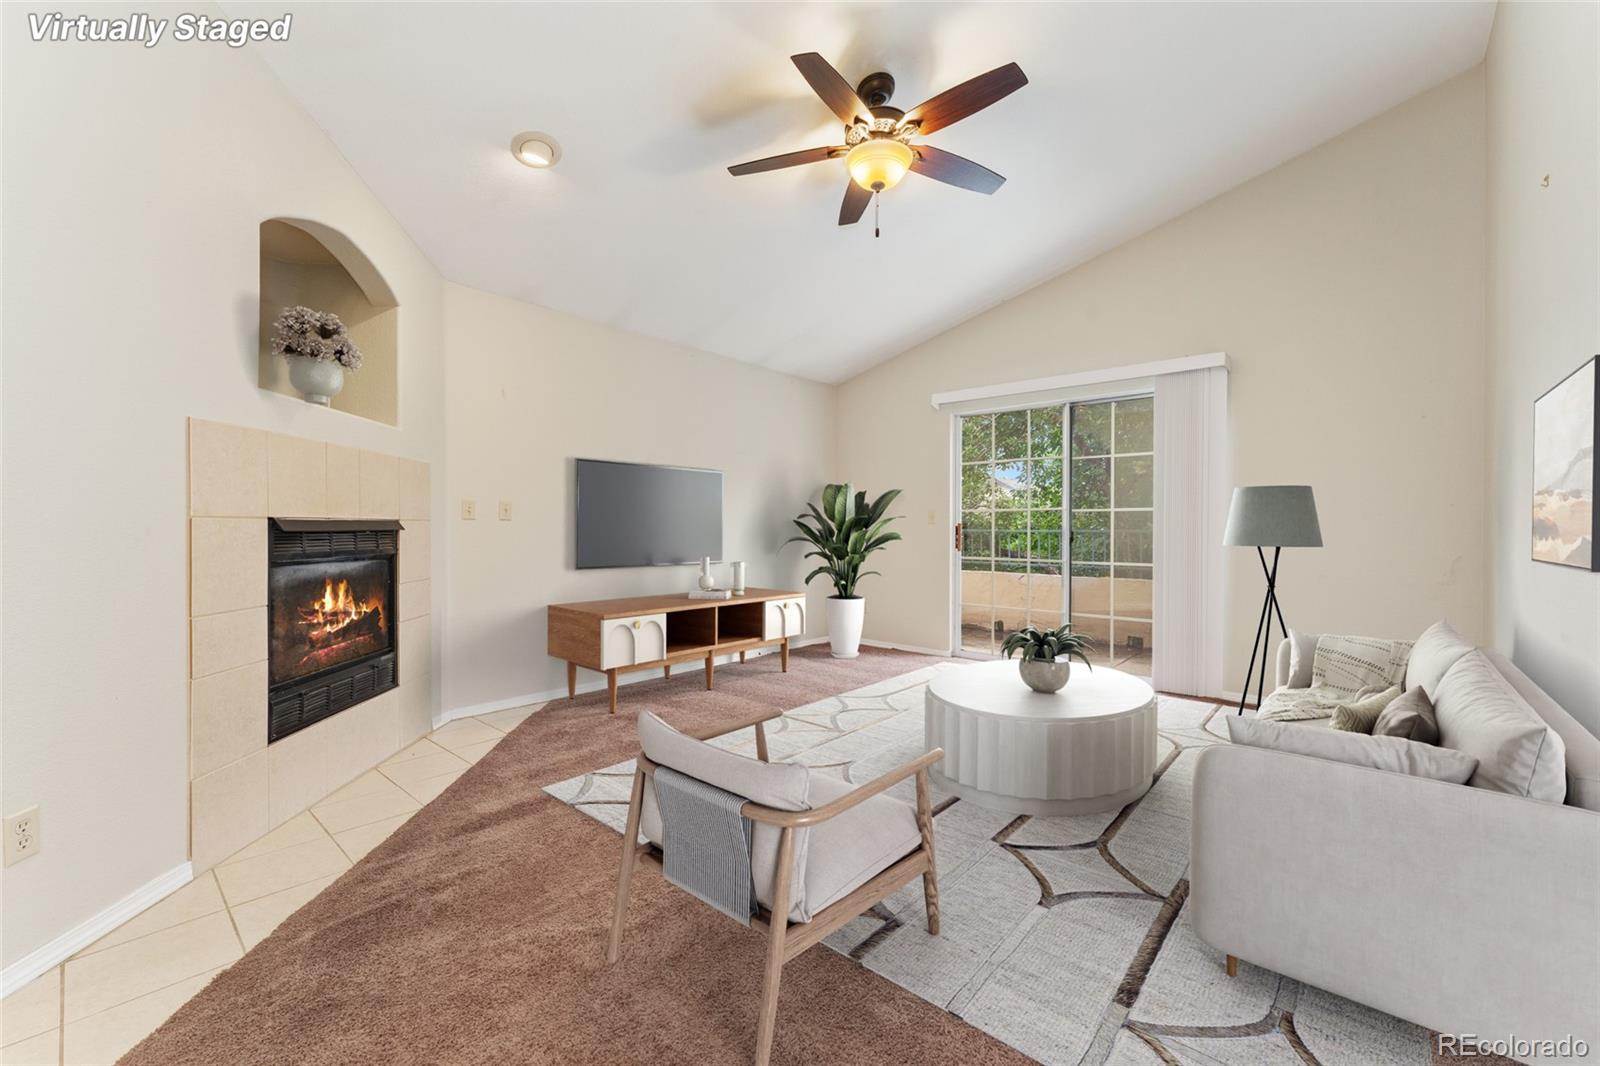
[258,218,399,425]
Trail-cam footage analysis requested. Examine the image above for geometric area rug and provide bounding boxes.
[546,662,1452,1066]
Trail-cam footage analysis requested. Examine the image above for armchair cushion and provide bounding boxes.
[637,713,923,922]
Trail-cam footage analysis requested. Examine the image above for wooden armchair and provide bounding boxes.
[606,707,943,1066]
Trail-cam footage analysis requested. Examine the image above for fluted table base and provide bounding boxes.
[924,660,1158,816]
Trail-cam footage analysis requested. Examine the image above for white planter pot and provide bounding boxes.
[826,596,865,659]
[287,358,345,406]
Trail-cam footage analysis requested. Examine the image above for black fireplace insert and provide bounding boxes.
[267,518,401,743]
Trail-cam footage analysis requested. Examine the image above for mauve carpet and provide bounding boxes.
[122,647,1034,1066]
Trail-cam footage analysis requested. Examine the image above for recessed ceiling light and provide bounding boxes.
[511,132,561,169]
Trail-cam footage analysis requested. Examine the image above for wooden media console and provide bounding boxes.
[547,588,807,714]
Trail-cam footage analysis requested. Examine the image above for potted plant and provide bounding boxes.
[785,483,901,658]
[270,305,362,406]
[1001,623,1094,693]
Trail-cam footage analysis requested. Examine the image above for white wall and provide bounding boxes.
[1486,1,1600,732]
[835,70,1490,693]
[1,8,447,967]
[439,283,836,715]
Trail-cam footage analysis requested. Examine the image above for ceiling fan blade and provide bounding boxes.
[792,52,872,126]
[728,146,843,176]
[902,62,1028,136]
[839,181,871,225]
[911,146,1006,194]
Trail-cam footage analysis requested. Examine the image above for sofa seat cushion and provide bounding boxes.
[1227,715,1478,783]
[1405,620,1474,698]
[1433,651,1567,803]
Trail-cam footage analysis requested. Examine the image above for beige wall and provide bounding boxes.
[1,9,447,968]
[439,283,837,714]
[1486,2,1600,732]
[837,70,1490,691]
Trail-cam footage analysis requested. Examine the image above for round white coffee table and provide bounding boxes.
[924,660,1158,816]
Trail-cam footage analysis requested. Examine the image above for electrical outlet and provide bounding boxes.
[461,498,477,521]
[498,500,513,522]
[5,807,40,866]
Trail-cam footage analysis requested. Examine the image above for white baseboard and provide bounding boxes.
[3,861,192,996]
[432,637,832,728]
[858,638,953,657]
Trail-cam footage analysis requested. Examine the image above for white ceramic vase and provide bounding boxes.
[698,557,715,590]
[826,596,865,659]
[287,357,344,406]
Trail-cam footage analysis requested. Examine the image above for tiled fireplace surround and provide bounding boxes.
[188,419,433,870]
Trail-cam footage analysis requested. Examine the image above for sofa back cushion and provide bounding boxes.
[1481,649,1600,812]
[638,711,810,811]
[1227,715,1477,783]
[1432,651,1567,803]
[1405,620,1474,698]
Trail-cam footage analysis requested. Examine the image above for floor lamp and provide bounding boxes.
[1224,486,1322,714]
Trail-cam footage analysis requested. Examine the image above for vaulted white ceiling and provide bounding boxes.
[233,2,1495,383]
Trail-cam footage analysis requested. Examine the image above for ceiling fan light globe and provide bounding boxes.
[846,140,913,192]
[510,132,561,169]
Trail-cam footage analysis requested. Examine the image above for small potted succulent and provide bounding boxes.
[270,305,362,406]
[1001,623,1094,693]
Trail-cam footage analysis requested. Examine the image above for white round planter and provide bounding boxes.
[826,596,865,659]
[288,358,345,406]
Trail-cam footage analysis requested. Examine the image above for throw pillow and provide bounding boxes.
[1312,635,1413,695]
[1372,686,1440,744]
[1404,620,1474,698]
[1432,650,1567,803]
[1227,715,1478,783]
[1329,685,1401,733]
[1285,629,1317,688]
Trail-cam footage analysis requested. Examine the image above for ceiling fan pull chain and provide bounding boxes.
[874,191,881,239]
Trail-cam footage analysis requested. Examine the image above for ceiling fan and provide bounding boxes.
[729,52,1028,234]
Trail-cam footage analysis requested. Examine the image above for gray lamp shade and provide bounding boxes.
[1223,485,1323,547]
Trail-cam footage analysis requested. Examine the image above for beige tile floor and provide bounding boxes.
[0,703,539,1066]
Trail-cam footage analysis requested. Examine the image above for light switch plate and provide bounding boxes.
[461,499,476,521]
[5,806,39,866]
[498,500,513,522]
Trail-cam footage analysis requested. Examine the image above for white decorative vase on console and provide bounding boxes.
[698,557,715,591]
[827,597,864,659]
[287,358,345,406]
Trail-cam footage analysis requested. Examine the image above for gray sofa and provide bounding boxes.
[1191,635,1600,1060]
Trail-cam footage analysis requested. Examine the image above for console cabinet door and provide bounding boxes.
[763,598,806,640]
[781,598,806,637]
[601,614,666,669]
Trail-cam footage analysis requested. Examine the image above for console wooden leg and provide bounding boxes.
[739,650,747,664]
[567,661,577,700]
[1225,955,1238,978]
[663,662,672,680]
[704,653,714,690]
[607,670,618,715]
[781,638,789,672]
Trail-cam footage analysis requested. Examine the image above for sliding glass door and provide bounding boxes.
[957,406,1064,655]
[955,395,1154,674]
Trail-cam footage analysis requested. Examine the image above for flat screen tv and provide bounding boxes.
[575,459,723,569]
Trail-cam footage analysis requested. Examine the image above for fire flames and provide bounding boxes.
[298,577,383,644]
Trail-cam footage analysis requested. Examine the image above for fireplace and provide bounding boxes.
[267,518,401,742]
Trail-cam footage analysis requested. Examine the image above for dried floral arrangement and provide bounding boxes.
[270,306,362,370]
